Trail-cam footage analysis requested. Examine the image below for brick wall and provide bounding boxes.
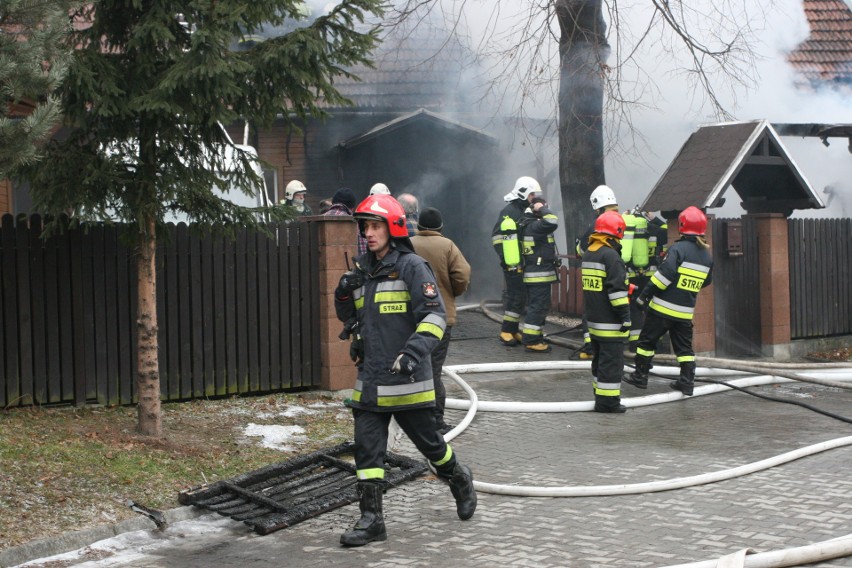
[755,213,791,355]
[315,216,360,391]
[0,179,11,215]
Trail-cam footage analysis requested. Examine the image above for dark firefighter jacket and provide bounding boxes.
[581,234,631,342]
[491,199,528,270]
[335,247,447,412]
[643,236,713,321]
[519,206,559,284]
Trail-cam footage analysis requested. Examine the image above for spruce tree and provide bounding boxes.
[23,0,383,436]
[0,0,73,177]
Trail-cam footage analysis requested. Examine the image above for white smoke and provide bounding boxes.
[602,0,852,218]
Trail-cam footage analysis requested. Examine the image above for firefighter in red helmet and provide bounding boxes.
[334,194,477,547]
[581,210,631,413]
[625,206,714,396]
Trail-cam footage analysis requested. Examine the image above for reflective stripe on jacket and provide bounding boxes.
[335,248,447,411]
[581,237,631,342]
[647,237,713,321]
[520,207,559,284]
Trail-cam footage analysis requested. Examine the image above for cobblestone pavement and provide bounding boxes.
[14,310,852,567]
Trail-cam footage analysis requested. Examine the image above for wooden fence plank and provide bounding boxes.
[246,227,260,393]
[43,222,62,403]
[267,227,281,391]
[57,221,75,403]
[235,227,249,392]
[305,221,319,386]
[91,225,109,405]
[69,228,87,405]
[175,224,192,399]
[224,236,238,394]
[1,214,17,407]
[201,234,215,396]
[288,224,303,388]
[256,231,270,392]
[29,216,47,404]
[164,226,181,401]
[116,231,134,405]
[212,235,227,395]
[278,225,292,389]
[103,224,120,405]
[16,218,33,404]
[189,231,204,397]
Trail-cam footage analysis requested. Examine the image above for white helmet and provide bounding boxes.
[589,185,617,210]
[369,182,391,195]
[285,179,307,200]
[511,176,541,200]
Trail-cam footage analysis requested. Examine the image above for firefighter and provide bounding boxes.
[491,176,542,346]
[281,179,313,216]
[575,185,621,358]
[335,194,476,547]
[581,210,631,413]
[630,211,669,352]
[518,196,560,352]
[624,206,714,396]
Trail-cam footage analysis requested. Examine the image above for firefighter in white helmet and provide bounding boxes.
[369,182,391,196]
[490,176,542,347]
[282,179,313,216]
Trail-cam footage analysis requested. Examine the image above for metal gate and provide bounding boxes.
[712,217,762,357]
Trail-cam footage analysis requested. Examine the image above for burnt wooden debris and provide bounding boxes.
[178,442,428,535]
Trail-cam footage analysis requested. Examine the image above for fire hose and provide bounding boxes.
[443,303,852,566]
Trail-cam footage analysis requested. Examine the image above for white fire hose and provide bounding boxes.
[438,359,852,567]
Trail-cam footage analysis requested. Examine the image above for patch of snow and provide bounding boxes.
[243,423,306,451]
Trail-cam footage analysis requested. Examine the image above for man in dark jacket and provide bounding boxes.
[581,211,631,413]
[335,194,476,547]
[411,207,471,433]
[491,176,542,346]
[625,206,713,396]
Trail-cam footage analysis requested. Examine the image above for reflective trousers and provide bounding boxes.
[352,408,454,479]
[501,269,526,334]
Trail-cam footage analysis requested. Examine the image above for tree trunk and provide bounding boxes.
[555,0,609,250]
[136,214,162,436]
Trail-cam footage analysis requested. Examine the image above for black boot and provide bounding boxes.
[670,361,696,396]
[340,482,387,547]
[624,355,652,389]
[594,395,627,413]
[439,463,477,520]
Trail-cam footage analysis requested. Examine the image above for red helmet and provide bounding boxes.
[594,210,626,239]
[354,194,408,238]
[678,206,707,236]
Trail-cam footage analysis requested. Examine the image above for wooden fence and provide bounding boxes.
[549,217,852,344]
[0,214,319,408]
[789,218,852,339]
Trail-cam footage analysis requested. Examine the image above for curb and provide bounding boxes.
[0,506,206,568]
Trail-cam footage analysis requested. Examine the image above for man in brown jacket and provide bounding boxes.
[410,207,471,434]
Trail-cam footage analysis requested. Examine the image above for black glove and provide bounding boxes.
[390,353,418,375]
[636,286,654,307]
[349,335,364,364]
[336,270,364,298]
[619,321,631,334]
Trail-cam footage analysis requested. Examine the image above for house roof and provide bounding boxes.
[787,0,852,85]
[337,108,498,149]
[331,24,477,112]
[641,120,824,217]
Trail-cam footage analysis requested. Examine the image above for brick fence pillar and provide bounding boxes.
[753,213,791,358]
[665,215,716,355]
[314,217,359,391]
